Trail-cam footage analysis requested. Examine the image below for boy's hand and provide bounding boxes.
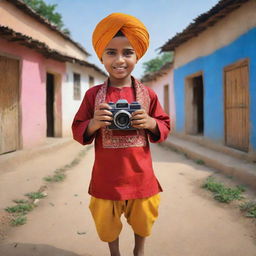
[131,109,157,131]
[91,103,113,129]
[85,103,113,138]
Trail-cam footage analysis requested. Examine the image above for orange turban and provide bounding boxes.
[92,13,149,60]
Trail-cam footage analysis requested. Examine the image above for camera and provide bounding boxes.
[107,99,141,130]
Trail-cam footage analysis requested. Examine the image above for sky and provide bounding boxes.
[44,0,220,78]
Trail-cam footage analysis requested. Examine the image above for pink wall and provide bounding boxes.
[144,69,176,130]
[0,38,65,148]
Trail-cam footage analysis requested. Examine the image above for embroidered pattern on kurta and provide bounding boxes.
[94,78,150,148]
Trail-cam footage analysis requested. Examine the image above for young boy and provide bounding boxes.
[72,13,170,256]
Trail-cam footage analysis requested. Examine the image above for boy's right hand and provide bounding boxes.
[91,103,113,130]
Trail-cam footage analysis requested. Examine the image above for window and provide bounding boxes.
[89,75,94,88]
[73,73,81,100]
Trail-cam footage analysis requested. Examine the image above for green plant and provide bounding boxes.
[69,158,80,167]
[195,159,205,165]
[11,215,27,226]
[5,203,34,214]
[44,171,66,182]
[202,176,245,203]
[13,199,29,204]
[25,192,46,200]
[240,201,256,218]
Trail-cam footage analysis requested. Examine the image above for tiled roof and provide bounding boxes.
[0,26,106,76]
[161,0,250,51]
[6,0,90,56]
[141,62,173,82]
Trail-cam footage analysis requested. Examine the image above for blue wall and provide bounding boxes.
[174,27,256,150]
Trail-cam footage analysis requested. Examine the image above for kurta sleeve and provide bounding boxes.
[71,88,96,145]
[147,87,171,143]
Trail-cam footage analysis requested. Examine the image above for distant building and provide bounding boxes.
[161,0,256,160]
[0,0,106,154]
[141,62,175,130]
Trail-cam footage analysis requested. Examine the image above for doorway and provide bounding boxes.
[185,73,204,135]
[46,73,54,137]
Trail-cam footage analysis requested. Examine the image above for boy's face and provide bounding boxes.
[101,36,137,82]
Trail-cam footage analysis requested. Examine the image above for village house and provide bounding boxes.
[0,0,106,155]
[161,0,256,161]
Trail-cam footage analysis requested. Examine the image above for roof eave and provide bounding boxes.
[7,0,91,57]
[160,0,250,52]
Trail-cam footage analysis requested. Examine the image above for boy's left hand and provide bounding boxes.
[131,109,157,131]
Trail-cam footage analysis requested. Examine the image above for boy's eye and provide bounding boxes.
[106,51,116,55]
[123,50,135,56]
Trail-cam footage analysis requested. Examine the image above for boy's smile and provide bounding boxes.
[101,36,137,86]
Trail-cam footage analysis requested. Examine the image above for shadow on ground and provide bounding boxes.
[0,243,92,256]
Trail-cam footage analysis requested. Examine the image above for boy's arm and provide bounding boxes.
[71,90,96,145]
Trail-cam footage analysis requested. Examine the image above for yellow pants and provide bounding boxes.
[89,194,160,242]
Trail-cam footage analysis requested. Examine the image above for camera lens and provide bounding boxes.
[116,113,129,127]
[114,110,131,129]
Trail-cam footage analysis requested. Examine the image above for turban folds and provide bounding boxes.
[92,13,149,60]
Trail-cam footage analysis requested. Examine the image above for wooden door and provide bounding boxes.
[164,84,169,115]
[0,56,20,154]
[225,61,249,152]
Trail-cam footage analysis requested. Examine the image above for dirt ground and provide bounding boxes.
[0,142,256,256]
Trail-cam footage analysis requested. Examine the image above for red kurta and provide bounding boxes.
[72,81,170,200]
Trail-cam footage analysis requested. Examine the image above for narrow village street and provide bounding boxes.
[0,141,256,256]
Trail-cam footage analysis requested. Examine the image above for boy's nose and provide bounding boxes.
[115,54,125,64]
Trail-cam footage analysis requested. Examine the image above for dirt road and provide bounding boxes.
[0,142,256,256]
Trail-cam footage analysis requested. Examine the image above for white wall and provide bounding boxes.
[62,63,106,136]
[143,68,175,130]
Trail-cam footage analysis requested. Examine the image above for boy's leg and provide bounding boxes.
[89,197,123,249]
[108,237,121,256]
[133,233,146,256]
[125,194,160,256]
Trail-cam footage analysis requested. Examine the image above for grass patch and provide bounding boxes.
[6,191,47,227]
[202,176,245,203]
[44,170,66,182]
[43,148,88,183]
[69,158,80,168]
[10,215,27,226]
[25,192,46,200]
[5,199,34,226]
[13,199,29,204]
[5,203,34,214]
[195,159,205,165]
[240,201,256,218]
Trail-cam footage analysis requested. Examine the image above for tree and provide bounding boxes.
[23,0,71,36]
[142,52,173,75]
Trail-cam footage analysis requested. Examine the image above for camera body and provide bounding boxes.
[107,99,141,130]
